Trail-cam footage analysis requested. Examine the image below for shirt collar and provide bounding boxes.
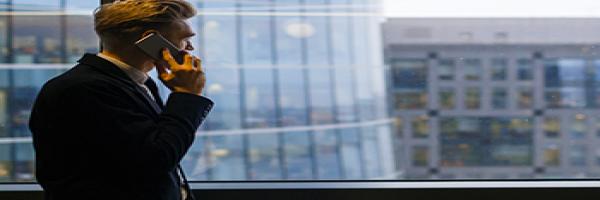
[97,53,149,85]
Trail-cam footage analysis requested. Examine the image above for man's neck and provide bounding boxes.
[100,50,152,73]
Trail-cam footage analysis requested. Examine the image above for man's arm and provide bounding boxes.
[64,82,213,173]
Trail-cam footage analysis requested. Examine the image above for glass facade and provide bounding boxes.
[0,0,393,183]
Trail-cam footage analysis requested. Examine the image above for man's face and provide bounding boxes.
[161,20,195,52]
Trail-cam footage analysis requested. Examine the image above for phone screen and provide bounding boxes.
[134,33,185,64]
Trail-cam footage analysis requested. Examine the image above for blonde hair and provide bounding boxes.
[94,0,196,47]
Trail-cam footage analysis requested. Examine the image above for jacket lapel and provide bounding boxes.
[77,53,161,117]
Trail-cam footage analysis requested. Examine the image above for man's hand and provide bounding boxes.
[156,48,205,96]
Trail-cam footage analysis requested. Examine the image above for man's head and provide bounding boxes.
[94,0,196,68]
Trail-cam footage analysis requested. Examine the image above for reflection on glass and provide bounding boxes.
[241,16,272,65]
[202,15,238,66]
[464,59,482,81]
[244,69,277,128]
[330,14,351,66]
[492,87,507,109]
[334,68,357,123]
[208,135,246,180]
[305,15,329,65]
[465,87,481,109]
[439,87,455,109]
[284,131,313,179]
[278,69,308,126]
[315,130,341,179]
[340,128,362,179]
[14,16,62,63]
[309,68,334,124]
[362,127,381,178]
[490,58,507,80]
[66,16,98,63]
[204,68,241,130]
[275,0,302,65]
[248,133,282,180]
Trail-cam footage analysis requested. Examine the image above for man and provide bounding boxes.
[28,1,212,200]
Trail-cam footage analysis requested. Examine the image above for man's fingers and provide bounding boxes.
[193,57,202,69]
[162,48,178,67]
[183,53,193,68]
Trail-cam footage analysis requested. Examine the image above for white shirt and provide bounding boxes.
[97,53,155,101]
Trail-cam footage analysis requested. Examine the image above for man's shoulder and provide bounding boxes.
[41,63,120,97]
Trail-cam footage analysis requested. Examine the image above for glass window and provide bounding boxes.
[305,15,329,65]
[208,135,246,180]
[284,131,313,179]
[569,145,587,167]
[394,91,427,110]
[244,69,277,128]
[390,59,427,89]
[490,58,507,81]
[463,59,482,81]
[248,133,282,180]
[355,68,376,121]
[205,68,242,130]
[66,15,98,63]
[274,0,302,65]
[492,87,508,109]
[544,117,561,138]
[362,127,382,178]
[315,130,342,179]
[241,16,272,65]
[0,17,7,63]
[517,87,533,109]
[412,146,429,167]
[202,5,239,66]
[570,114,587,139]
[309,68,334,124]
[438,59,455,80]
[411,115,429,138]
[439,87,455,109]
[330,0,351,66]
[543,145,561,166]
[517,59,533,80]
[340,128,363,179]
[13,15,62,63]
[465,87,481,109]
[278,69,308,126]
[334,68,357,123]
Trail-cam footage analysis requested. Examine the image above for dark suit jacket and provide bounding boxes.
[29,54,213,200]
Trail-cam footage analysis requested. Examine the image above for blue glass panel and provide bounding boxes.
[278,68,308,126]
[241,16,273,65]
[248,133,282,180]
[315,130,341,179]
[204,68,242,130]
[334,68,357,123]
[244,69,277,128]
[283,131,313,179]
[309,68,334,124]
[208,135,246,180]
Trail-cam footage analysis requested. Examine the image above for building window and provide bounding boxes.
[517,87,533,109]
[492,87,508,109]
[570,114,587,139]
[439,87,455,109]
[412,146,429,167]
[394,90,427,110]
[465,87,481,109]
[464,59,482,81]
[438,59,455,80]
[391,59,428,89]
[544,59,587,108]
[411,115,429,138]
[543,117,561,138]
[491,58,508,81]
[543,145,561,166]
[517,59,533,80]
[569,146,587,166]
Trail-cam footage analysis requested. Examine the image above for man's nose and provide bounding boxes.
[185,41,194,51]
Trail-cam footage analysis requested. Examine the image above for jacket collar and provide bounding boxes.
[77,53,163,115]
[77,53,138,88]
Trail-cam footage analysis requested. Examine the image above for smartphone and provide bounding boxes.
[135,32,185,64]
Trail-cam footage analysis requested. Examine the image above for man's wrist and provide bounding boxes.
[173,87,202,96]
